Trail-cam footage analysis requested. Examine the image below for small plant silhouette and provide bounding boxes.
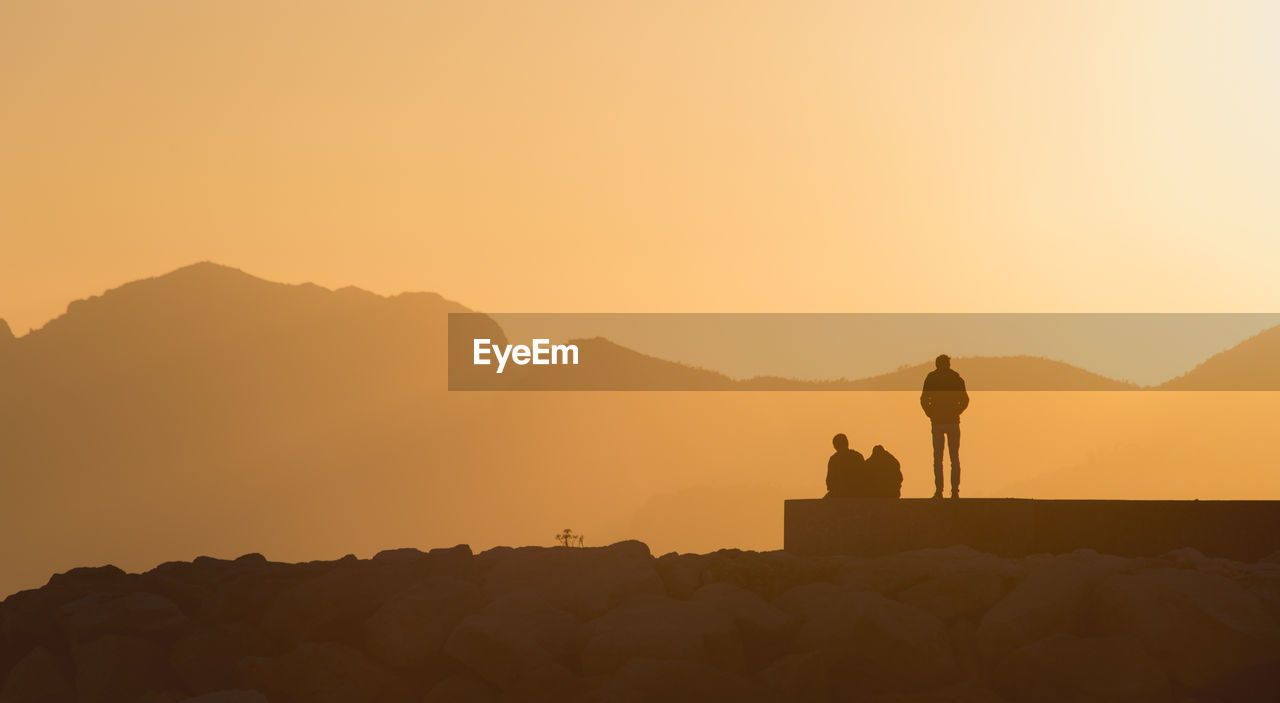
[555,528,584,547]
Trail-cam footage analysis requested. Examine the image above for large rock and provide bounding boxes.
[838,545,1022,595]
[0,646,74,703]
[177,692,268,703]
[774,583,958,695]
[1159,549,1280,626]
[140,555,272,619]
[771,581,844,619]
[1090,567,1280,694]
[174,560,310,624]
[362,577,481,670]
[169,623,275,694]
[691,582,790,635]
[976,550,1129,663]
[237,641,407,703]
[694,549,841,600]
[72,634,170,703]
[422,673,500,703]
[897,569,1008,621]
[481,541,663,619]
[1235,563,1280,626]
[442,591,584,699]
[58,592,188,645]
[583,657,770,703]
[691,582,792,670]
[757,651,830,702]
[259,560,407,644]
[991,634,1171,703]
[371,544,474,577]
[579,595,742,676]
[44,565,129,592]
[653,552,709,599]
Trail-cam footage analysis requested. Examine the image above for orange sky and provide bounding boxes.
[4,0,1280,333]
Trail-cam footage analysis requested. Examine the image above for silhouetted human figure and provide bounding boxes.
[825,433,866,497]
[921,354,969,499]
[865,444,903,498]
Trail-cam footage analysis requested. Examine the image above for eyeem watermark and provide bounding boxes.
[473,338,579,374]
[450,312,1280,390]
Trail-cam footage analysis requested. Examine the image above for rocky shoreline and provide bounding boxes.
[2,541,1279,702]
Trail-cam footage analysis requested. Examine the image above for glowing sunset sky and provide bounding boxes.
[3,1,1278,333]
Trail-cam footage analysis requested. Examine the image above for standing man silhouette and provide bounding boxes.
[921,354,969,499]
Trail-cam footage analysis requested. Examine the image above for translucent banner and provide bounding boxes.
[447,313,1280,391]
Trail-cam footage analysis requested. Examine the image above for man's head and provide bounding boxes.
[935,354,951,370]
[832,433,849,451]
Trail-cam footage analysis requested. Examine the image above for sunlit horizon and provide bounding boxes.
[6,1,1280,335]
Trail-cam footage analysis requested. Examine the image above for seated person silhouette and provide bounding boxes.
[825,433,867,498]
[826,434,903,498]
[865,444,904,498]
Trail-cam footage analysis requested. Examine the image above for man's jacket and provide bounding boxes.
[920,368,970,424]
[826,449,865,496]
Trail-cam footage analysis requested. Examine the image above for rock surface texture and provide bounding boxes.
[2,541,1279,702]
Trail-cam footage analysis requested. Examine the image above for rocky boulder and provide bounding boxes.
[778,582,959,695]
[976,550,1130,663]
[237,641,408,703]
[177,692,269,703]
[579,594,742,676]
[0,646,74,703]
[584,657,770,702]
[362,577,481,670]
[897,568,1008,621]
[481,541,663,619]
[1089,567,1280,695]
[442,590,584,699]
[991,634,1171,703]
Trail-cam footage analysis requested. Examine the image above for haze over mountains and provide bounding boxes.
[2,263,1279,597]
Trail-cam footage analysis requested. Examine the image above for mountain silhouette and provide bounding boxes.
[1159,324,1280,390]
[0,263,510,596]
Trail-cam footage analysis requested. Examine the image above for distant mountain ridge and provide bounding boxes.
[1158,324,1280,390]
[469,336,1141,392]
[735,355,1137,391]
[10,263,1269,390]
[0,262,512,596]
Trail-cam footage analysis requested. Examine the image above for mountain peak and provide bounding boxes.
[0,318,13,343]
[147,261,269,288]
[167,260,247,275]
[45,262,282,328]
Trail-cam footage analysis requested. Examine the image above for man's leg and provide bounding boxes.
[931,425,945,496]
[948,425,961,495]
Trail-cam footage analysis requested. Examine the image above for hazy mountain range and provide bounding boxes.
[2,263,1277,597]
[5,263,1276,393]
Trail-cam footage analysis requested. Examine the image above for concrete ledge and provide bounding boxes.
[784,498,1280,560]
